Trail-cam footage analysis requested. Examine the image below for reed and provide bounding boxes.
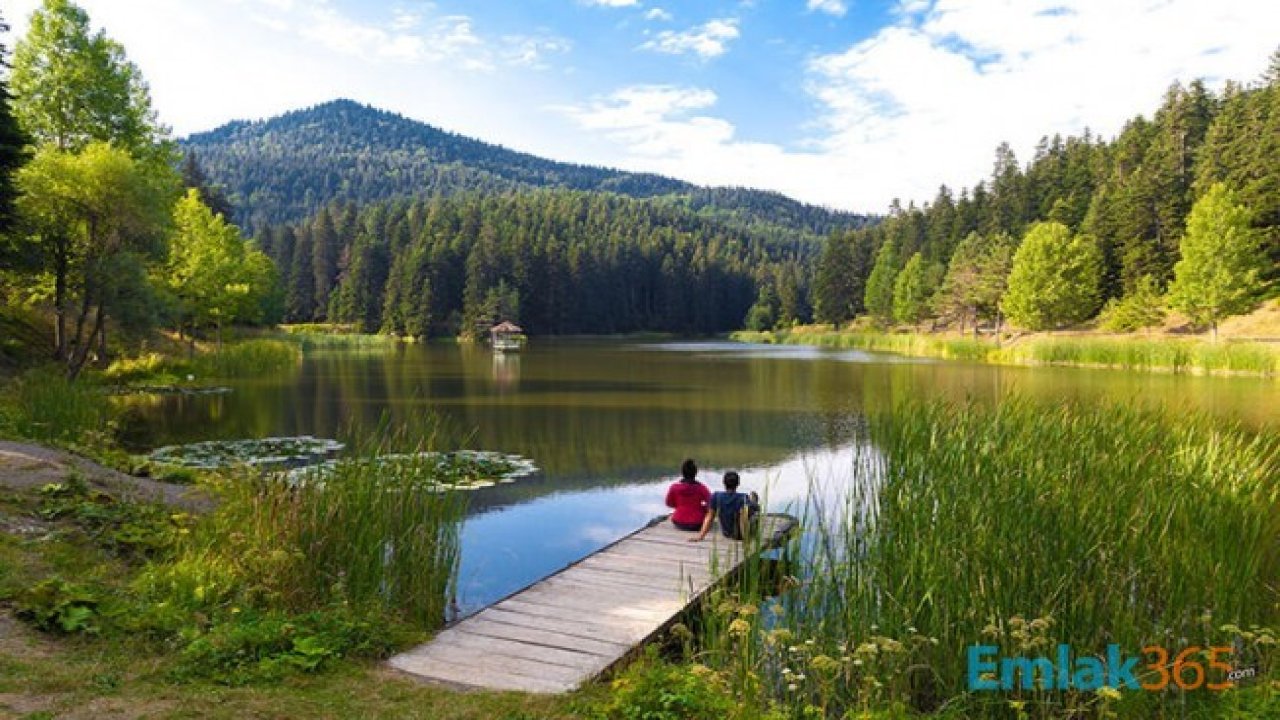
[0,368,113,442]
[676,399,1279,718]
[734,327,1280,376]
[203,447,467,627]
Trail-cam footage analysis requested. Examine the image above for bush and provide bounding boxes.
[171,607,405,685]
[598,652,741,720]
[15,579,102,635]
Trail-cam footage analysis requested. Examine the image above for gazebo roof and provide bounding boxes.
[490,321,523,334]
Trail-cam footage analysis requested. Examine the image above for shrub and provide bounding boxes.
[15,579,102,635]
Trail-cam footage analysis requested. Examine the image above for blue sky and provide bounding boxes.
[6,0,1278,212]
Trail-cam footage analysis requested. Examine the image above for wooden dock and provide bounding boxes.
[388,513,796,693]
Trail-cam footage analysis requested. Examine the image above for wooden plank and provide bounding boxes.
[509,586,682,621]
[478,607,650,644]
[389,650,578,692]
[547,568,696,597]
[427,630,613,671]
[457,617,629,657]
[388,513,798,694]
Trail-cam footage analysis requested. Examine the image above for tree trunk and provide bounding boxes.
[67,305,104,381]
[53,244,68,361]
[1211,319,1218,343]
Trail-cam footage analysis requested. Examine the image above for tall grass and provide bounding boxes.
[102,338,301,384]
[998,336,1280,375]
[734,327,1280,376]
[0,368,113,442]
[676,399,1279,718]
[189,450,467,627]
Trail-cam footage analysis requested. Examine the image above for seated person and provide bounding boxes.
[665,458,710,531]
[690,471,759,542]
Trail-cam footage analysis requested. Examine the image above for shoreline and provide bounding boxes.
[730,327,1280,378]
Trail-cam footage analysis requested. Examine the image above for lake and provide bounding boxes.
[121,339,1279,613]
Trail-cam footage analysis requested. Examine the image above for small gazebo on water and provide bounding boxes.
[489,321,526,352]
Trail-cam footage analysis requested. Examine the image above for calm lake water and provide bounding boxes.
[122,339,1279,613]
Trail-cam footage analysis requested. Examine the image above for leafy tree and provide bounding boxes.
[1167,183,1266,340]
[892,252,930,325]
[863,239,899,325]
[1097,274,1166,332]
[164,189,272,347]
[16,143,173,376]
[1002,222,1103,330]
[745,283,779,331]
[11,0,162,156]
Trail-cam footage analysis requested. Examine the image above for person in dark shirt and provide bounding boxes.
[690,471,759,542]
[665,458,711,531]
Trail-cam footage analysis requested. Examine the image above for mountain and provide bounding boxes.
[182,99,867,236]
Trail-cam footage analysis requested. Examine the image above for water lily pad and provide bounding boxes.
[148,436,345,470]
[284,450,539,491]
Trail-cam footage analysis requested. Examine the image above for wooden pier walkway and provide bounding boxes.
[389,514,796,693]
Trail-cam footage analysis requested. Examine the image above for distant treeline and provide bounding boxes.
[259,190,818,336]
[806,59,1279,334]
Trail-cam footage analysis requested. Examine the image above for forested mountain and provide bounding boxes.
[183,99,865,237]
[264,189,817,336]
[806,59,1279,334]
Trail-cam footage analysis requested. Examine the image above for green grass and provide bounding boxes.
[101,338,302,385]
[0,368,114,443]
[675,398,1280,718]
[734,327,1280,376]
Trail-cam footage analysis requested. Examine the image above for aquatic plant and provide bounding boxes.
[148,436,345,470]
[285,449,539,490]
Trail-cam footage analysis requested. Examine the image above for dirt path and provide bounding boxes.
[0,440,211,511]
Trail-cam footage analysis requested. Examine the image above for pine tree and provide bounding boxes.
[0,11,28,236]
[892,252,930,325]
[863,239,899,325]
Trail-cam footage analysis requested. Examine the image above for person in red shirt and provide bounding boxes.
[665,458,710,531]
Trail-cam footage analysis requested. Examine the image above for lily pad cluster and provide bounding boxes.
[148,436,345,470]
[110,385,234,397]
[285,450,539,491]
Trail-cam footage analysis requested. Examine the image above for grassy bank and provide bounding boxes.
[101,337,302,385]
[734,326,1280,376]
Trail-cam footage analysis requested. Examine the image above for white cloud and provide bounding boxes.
[644,8,674,22]
[567,0,1280,211]
[807,0,849,17]
[640,18,740,59]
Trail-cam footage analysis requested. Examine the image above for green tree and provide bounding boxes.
[812,233,860,326]
[16,142,173,377]
[892,252,930,325]
[1167,183,1265,340]
[164,189,271,348]
[933,232,1014,334]
[11,0,162,155]
[863,239,899,325]
[744,282,779,331]
[1002,222,1103,330]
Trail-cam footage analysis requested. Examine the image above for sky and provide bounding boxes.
[4,0,1277,214]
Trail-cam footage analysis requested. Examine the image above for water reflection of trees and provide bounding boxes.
[125,343,1278,501]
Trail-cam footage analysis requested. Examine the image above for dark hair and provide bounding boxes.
[723,471,740,490]
[680,458,698,482]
